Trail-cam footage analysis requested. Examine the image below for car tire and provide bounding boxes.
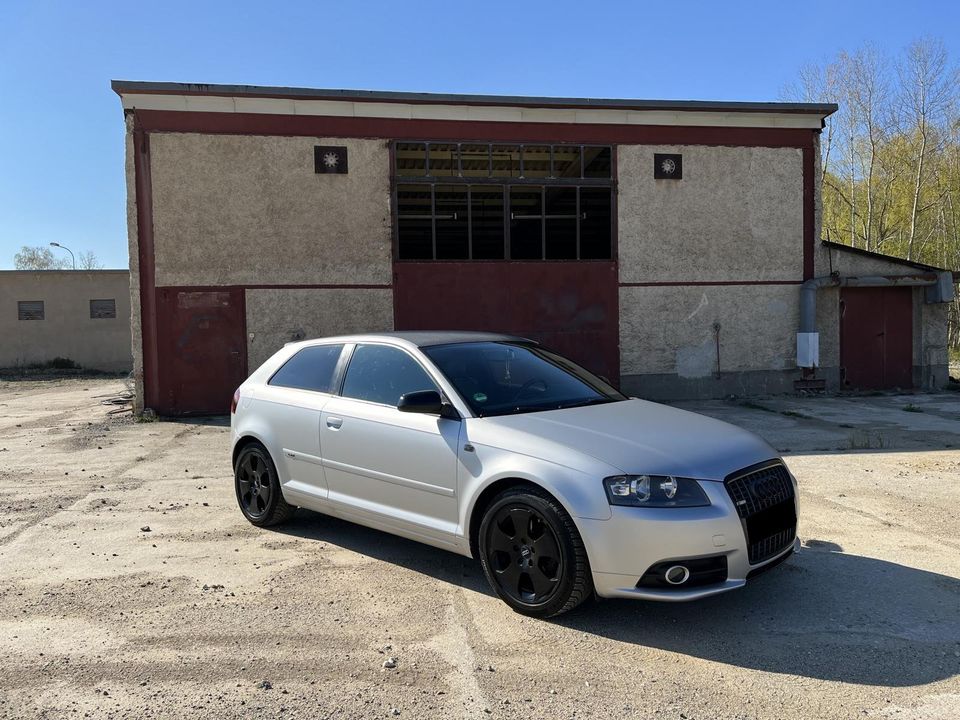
[478,485,593,618]
[234,441,294,527]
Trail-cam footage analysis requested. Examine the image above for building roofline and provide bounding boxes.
[110,80,837,117]
[822,240,957,275]
[0,269,129,274]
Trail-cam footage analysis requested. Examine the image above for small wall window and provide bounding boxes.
[18,301,44,321]
[394,141,613,261]
[90,299,117,319]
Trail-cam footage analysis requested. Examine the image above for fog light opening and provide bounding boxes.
[664,565,690,585]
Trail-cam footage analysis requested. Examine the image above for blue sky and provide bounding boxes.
[1,0,958,270]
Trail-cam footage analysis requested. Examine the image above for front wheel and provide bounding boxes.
[234,442,293,527]
[478,486,593,617]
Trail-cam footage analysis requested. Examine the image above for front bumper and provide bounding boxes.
[578,480,798,601]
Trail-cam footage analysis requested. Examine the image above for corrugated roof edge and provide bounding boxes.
[822,240,958,275]
[110,80,838,116]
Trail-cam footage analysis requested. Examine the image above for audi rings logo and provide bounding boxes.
[749,476,782,503]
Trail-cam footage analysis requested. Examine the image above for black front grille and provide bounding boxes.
[725,462,797,564]
[726,463,794,518]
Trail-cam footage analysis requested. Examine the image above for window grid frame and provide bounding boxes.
[393,141,615,262]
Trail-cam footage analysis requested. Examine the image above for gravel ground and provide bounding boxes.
[1,378,958,719]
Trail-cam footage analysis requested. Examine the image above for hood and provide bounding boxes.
[478,399,778,481]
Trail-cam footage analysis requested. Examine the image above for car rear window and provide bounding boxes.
[269,344,344,393]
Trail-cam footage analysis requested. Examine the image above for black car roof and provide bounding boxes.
[364,331,535,347]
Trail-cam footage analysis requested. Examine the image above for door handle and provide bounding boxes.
[326,417,343,429]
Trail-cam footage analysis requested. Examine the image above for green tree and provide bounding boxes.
[13,246,71,270]
[785,37,960,353]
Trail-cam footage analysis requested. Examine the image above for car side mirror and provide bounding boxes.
[398,390,461,419]
[398,390,445,415]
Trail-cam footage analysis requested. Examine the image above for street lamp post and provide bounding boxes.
[49,242,76,270]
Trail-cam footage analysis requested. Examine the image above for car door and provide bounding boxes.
[320,343,461,542]
[253,343,346,499]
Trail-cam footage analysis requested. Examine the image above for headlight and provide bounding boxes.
[602,475,710,508]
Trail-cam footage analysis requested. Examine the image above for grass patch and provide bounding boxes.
[780,409,812,419]
[902,403,923,413]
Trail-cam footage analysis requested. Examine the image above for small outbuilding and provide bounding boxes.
[112,81,956,415]
[2,270,132,372]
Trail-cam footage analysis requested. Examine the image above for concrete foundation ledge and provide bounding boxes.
[620,368,841,401]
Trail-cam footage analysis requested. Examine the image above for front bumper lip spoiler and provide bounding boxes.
[592,537,799,601]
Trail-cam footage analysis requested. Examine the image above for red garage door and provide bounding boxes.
[155,288,247,415]
[839,287,913,390]
[394,262,620,384]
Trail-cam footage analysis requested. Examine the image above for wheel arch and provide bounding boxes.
[468,477,565,559]
[232,433,269,469]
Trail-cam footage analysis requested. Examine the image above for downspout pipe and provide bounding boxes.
[797,272,945,369]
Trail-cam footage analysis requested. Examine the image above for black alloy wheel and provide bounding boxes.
[478,486,592,617]
[234,442,293,527]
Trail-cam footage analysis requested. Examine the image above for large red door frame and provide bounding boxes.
[394,262,621,383]
[155,288,248,415]
[839,287,913,390]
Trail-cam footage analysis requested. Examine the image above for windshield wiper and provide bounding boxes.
[555,397,615,410]
[507,405,551,415]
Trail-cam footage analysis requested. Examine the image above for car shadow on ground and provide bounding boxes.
[273,515,959,687]
[166,415,230,428]
[557,544,960,687]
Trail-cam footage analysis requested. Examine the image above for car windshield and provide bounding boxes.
[423,341,626,417]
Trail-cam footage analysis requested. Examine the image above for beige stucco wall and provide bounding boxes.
[125,116,143,409]
[618,145,804,283]
[1,271,132,371]
[245,288,394,370]
[149,134,392,287]
[921,302,949,384]
[620,284,798,379]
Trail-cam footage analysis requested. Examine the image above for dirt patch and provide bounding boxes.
[1,379,958,719]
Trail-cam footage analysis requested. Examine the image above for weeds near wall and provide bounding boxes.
[848,430,888,450]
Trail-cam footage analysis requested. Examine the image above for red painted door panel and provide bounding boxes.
[155,288,247,415]
[394,262,620,383]
[839,287,913,390]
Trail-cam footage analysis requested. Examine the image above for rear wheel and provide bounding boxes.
[478,486,592,618]
[234,442,293,527]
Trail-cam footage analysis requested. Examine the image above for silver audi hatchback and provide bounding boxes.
[230,332,799,617]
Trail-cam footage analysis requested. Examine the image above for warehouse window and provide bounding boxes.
[90,299,117,319]
[394,142,613,260]
[18,301,44,321]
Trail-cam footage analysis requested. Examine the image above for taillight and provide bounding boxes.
[231,388,241,414]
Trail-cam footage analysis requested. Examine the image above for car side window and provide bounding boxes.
[341,344,438,407]
[269,344,344,393]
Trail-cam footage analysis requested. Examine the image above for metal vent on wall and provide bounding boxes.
[18,300,44,321]
[90,299,117,319]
